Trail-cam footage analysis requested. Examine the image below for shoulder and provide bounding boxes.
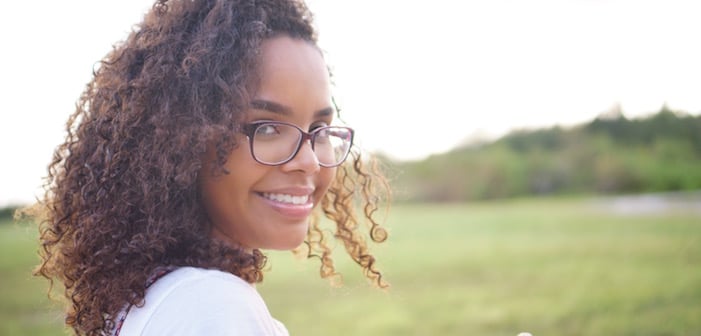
[151,267,260,305]
[121,267,286,336]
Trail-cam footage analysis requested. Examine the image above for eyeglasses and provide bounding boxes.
[242,121,354,168]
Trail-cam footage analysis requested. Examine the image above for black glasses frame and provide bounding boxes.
[241,120,355,168]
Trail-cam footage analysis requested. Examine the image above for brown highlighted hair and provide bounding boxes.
[35,0,389,334]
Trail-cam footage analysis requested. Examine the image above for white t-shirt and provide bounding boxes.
[118,267,289,336]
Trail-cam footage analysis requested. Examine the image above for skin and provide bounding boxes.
[199,35,336,251]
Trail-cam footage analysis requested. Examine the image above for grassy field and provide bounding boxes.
[1,196,699,335]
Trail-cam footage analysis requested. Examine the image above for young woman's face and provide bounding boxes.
[199,36,336,250]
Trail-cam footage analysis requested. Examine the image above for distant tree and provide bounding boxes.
[0,206,18,222]
[392,107,701,202]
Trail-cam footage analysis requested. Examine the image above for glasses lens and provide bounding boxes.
[251,123,302,164]
[313,127,353,167]
[250,122,353,166]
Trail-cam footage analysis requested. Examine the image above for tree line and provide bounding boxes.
[388,107,701,202]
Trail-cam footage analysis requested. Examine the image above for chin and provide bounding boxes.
[266,238,307,251]
[264,224,309,251]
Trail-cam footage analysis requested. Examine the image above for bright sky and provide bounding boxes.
[1,0,700,206]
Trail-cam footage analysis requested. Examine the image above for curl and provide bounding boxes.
[309,149,391,288]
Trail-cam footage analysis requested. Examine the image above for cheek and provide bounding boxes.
[316,167,337,199]
[198,141,258,216]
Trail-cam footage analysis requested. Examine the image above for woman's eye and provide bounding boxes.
[310,122,329,132]
[256,124,280,136]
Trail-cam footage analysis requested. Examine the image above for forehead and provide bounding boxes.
[258,35,324,70]
[256,36,329,94]
[249,36,332,123]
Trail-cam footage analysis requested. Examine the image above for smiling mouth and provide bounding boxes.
[260,192,311,205]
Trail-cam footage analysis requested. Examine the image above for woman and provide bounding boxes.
[34,0,389,335]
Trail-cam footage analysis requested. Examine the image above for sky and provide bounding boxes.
[1,0,700,206]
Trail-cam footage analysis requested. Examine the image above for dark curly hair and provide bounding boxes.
[34,0,389,334]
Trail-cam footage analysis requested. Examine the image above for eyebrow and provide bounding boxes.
[250,99,334,118]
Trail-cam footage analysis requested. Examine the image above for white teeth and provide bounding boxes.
[262,193,309,205]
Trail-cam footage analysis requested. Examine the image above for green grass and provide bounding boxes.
[2,197,700,335]
[0,220,67,335]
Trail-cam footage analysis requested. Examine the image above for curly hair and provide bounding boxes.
[34,0,390,334]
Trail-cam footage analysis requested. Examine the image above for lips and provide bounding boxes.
[255,187,315,219]
[261,192,310,205]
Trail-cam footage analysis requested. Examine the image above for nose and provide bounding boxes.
[281,139,320,174]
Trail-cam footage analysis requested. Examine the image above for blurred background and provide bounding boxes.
[1,0,699,335]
